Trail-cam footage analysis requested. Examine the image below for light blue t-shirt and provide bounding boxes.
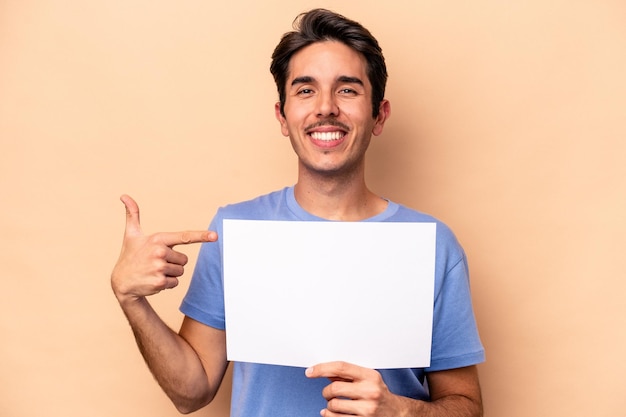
[181,186,484,417]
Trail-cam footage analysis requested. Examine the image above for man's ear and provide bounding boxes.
[275,102,289,137]
[372,99,391,136]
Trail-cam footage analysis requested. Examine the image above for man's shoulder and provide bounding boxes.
[390,203,460,246]
[216,186,291,219]
[390,203,448,229]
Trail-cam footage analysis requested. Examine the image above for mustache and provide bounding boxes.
[305,119,350,132]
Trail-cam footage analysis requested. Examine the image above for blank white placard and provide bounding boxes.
[223,219,436,369]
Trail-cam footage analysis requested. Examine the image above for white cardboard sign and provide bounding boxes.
[223,219,436,369]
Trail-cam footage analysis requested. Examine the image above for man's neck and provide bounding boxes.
[294,171,387,221]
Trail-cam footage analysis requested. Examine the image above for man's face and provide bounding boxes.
[275,41,390,178]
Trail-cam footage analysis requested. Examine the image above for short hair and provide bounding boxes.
[270,8,388,118]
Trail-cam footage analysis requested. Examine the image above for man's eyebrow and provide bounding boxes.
[337,75,364,86]
[291,76,314,86]
[290,75,364,87]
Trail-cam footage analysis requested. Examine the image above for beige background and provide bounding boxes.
[1,1,625,416]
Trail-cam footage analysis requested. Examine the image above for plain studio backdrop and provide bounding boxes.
[1,1,625,416]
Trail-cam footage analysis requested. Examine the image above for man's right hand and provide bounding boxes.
[111,194,217,304]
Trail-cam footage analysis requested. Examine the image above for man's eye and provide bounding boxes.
[339,88,357,95]
[297,89,313,95]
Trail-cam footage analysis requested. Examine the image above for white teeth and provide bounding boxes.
[310,131,344,141]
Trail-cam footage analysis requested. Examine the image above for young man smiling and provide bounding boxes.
[275,40,391,220]
[112,8,485,417]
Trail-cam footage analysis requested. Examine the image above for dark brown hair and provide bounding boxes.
[270,8,388,118]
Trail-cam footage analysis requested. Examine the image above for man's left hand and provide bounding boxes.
[305,361,403,417]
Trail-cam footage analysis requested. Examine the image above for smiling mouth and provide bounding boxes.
[309,131,345,141]
[306,120,350,143]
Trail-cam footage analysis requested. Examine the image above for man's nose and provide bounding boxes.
[315,91,339,117]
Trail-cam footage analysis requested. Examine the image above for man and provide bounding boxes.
[111,8,485,417]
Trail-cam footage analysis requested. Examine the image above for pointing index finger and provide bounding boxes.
[160,230,218,247]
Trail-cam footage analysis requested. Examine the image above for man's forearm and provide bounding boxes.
[398,394,483,417]
[119,297,213,413]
